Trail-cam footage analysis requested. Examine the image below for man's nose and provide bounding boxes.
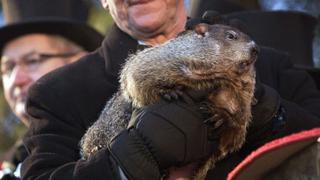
[10,66,31,87]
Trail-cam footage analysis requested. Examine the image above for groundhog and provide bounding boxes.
[80,22,259,180]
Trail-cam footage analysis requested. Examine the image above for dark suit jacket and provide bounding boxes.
[21,24,320,180]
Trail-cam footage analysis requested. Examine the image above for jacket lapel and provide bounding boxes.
[99,24,139,75]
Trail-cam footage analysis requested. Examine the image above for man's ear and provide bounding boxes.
[100,0,108,9]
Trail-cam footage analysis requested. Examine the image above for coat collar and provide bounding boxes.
[99,24,138,75]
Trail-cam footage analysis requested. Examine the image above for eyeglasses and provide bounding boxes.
[1,51,79,76]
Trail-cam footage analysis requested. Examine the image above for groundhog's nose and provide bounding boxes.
[250,43,260,58]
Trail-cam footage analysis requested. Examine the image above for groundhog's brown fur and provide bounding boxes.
[80,23,258,180]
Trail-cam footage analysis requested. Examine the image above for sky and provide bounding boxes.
[0,11,3,26]
[259,0,320,17]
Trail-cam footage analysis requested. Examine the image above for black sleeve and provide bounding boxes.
[276,57,320,134]
[278,57,320,119]
[21,54,120,180]
[21,86,119,180]
[245,48,320,153]
[257,47,320,119]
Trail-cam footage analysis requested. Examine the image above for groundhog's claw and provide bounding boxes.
[162,89,184,101]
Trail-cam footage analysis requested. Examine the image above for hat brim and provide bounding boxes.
[228,128,320,180]
[0,18,104,53]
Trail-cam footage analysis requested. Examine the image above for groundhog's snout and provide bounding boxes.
[237,42,259,73]
[250,42,260,59]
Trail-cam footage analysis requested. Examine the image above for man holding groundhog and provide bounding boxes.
[21,0,320,179]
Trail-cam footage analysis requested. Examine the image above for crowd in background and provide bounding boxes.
[0,0,111,155]
[0,0,319,179]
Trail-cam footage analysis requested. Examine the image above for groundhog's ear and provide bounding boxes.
[194,23,209,36]
[185,18,209,36]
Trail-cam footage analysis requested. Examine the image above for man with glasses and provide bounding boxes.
[1,35,87,127]
[0,0,103,179]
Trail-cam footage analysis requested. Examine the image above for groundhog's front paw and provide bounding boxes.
[161,86,185,101]
[202,106,237,145]
[204,107,231,128]
[205,107,246,153]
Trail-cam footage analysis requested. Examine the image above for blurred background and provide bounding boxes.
[0,0,319,156]
[0,0,113,156]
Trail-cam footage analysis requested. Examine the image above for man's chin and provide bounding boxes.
[129,21,162,33]
[128,12,167,33]
[127,23,168,44]
[14,102,29,125]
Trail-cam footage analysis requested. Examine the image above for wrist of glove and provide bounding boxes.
[251,84,281,129]
[109,130,161,180]
[108,91,217,180]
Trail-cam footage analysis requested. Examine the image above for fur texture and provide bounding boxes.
[81,23,258,180]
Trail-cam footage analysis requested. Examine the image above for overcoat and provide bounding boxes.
[21,25,320,179]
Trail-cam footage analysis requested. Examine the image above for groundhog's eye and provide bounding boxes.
[226,31,238,40]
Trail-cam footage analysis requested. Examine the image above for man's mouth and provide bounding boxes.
[128,0,151,6]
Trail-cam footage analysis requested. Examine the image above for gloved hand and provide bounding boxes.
[108,90,217,180]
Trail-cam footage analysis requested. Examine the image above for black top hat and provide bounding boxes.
[0,0,104,53]
[190,0,246,18]
[226,11,318,67]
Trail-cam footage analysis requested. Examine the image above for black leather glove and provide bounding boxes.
[108,91,217,180]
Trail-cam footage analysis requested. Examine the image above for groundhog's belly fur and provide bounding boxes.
[80,23,258,180]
